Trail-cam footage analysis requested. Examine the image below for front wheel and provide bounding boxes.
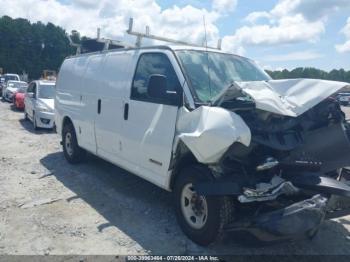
[33,112,38,130]
[174,165,234,246]
[62,122,86,164]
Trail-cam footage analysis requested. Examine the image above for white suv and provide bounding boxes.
[55,46,350,245]
[24,80,56,130]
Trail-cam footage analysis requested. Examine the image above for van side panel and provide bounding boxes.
[56,56,98,154]
[94,51,133,160]
[56,49,185,191]
[118,50,180,189]
[55,58,80,136]
[79,54,105,153]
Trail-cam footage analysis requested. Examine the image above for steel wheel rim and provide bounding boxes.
[65,132,74,156]
[181,183,208,229]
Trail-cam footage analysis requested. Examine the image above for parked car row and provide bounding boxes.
[0,73,56,130]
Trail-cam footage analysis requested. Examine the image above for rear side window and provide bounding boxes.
[131,53,181,101]
[27,83,35,93]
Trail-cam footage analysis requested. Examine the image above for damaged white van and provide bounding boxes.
[55,46,350,245]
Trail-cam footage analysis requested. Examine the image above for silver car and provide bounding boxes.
[2,81,28,102]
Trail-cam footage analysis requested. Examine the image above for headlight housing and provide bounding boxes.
[36,102,52,113]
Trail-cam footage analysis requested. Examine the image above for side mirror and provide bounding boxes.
[147,74,180,105]
[27,92,34,98]
[147,74,167,99]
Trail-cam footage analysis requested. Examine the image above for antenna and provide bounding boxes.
[97,28,101,40]
[203,15,212,100]
[203,16,208,49]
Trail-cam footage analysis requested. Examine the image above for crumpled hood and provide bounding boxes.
[233,79,349,117]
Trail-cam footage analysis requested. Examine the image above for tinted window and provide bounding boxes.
[27,83,37,96]
[27,83,34,93]
[38,85,55,99]
[131,53,181,101]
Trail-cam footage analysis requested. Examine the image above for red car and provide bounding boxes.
[13,87,26,110]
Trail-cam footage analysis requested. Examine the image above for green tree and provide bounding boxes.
[0,16,77,79]
[266,67,350,83]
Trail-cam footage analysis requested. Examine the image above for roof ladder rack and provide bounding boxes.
[67,28,135,55]
[126,18,222,50]
[67,34,81,55]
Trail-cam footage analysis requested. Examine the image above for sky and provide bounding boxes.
[0,0,349,71]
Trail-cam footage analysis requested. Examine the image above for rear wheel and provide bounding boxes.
[62,122,86,164]
[174,165,234,246]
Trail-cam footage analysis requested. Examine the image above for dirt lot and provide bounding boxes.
[1,101,350,255]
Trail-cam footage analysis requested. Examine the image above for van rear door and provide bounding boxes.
[120,51,182,187]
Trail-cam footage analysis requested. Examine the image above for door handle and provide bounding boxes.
[124,103,129,120]
[97,99,101,114]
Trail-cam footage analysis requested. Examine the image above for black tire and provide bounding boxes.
[174,165,234,246]
[62,122,86,164]
[24,111,28,120]
[33,112,38,130]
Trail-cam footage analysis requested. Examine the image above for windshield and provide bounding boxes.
[176,50,271,103]
[5,75,19,82]
[8,82,27,89]
[38,84,55,99]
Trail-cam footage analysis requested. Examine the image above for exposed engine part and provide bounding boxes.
[256,157,279,171]
[238,176,299,203]
[286,122,350,173]
[283,172,350,197]
[227,194,328,242]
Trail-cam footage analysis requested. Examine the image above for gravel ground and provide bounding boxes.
[1,100,350,255]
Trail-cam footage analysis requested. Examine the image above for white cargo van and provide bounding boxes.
[56,45,350,245]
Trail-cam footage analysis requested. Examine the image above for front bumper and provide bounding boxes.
[35,111,55,129]
[226,194,327,243]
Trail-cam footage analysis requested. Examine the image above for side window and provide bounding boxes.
[27,83,34,93]
[131,53,181,102]
[33,84,37,97]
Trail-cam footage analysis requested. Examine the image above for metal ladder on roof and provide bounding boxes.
[68,17,222,55]
[126,18,222,50]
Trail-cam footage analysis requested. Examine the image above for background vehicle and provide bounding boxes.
[0,73,20,97]
[2,80,28,102]
[0,76,4,96]
[2,73,20,83]
[55,45,350,246]
[24,80,56,130]
[13,85,28,110]
[337,93,350,106]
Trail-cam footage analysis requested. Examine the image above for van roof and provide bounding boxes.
[67,44,234,59]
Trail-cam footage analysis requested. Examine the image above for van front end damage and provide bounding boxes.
[175,79,350,243]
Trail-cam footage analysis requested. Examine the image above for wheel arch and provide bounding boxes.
[61,116,78,139]
[169,141,201,191]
